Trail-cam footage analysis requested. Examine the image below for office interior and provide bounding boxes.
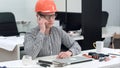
[0,0,120,65]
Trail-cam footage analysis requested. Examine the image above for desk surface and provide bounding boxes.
[70,26,120,40]
[0,48,120,68]
[102,26,120,38]
[0,35,24,51]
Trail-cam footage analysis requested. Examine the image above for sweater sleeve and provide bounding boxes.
[24,29,45,59]
[60,29,81,55]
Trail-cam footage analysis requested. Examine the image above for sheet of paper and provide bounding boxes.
[0,36,24,51]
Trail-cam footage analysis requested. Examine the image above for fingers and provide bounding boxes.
[57,51,72,59]
[37,15,41,21]
[57,52,67,59]
[37,16,46,25]
[37,16,47,33]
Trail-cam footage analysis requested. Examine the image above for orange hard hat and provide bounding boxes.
[35,0,57,12]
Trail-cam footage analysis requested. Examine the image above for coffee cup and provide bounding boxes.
[93,41,104,53]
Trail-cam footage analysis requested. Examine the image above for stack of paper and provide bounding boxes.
[0,36,24,51]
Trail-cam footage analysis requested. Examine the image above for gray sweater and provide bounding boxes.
[24,26,81,59]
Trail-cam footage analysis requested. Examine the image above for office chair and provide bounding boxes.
[0,12,19,36]
[101,11,109,41]
[0,12,25,60]
[109,33,120,49]
[101,11,109,27]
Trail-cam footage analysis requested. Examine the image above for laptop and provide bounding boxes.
[53,56,92,67]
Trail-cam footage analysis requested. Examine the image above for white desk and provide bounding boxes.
[0,35,24,51]
[36,48,120,68]
[70,35,84,40]
[0,48,120,68]
[102,26,120,38]
[0,60,40,68]
[70,26,120,40]
[0,36,24,61]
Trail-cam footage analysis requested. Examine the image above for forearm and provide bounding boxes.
[69,41,81,55]
[61,30,81,55]
[24,32,45,59]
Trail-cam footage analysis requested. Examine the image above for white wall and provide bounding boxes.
[102,0,120,26]
[0,0,120,32]
[25,0,37,28]
[0,0,27,21]
[0,0,37,32]
[67,0,82,13]
[66,0,120,26]
[54,0,66,11]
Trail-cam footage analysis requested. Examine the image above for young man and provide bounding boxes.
[24,0,81,59]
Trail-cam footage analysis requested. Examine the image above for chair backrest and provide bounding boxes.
[101,11,109,27]
[0,12,19,36]
[109,33,120,49]
[112,33,120,49]
[100,11,109,41]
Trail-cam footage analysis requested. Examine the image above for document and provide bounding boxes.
[0,36,24,51]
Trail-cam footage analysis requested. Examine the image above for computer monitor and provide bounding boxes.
[55,12,67,26]
[55,12,82,31]
[66,12,82,31]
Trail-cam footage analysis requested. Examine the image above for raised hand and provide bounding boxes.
[37,16,47,34]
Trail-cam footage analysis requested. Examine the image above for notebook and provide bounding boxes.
[53,56,92,66]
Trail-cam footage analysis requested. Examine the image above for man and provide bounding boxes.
[24,0,81,59]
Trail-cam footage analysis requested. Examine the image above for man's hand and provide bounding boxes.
[57,51,73,59]
[37,16,47,34]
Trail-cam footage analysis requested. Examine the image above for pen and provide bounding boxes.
[40,63,50,67]
[38,60,53,64]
